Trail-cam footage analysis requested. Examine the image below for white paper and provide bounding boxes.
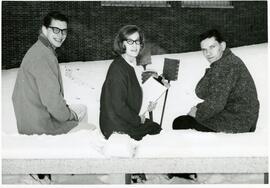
[140,76,168,115]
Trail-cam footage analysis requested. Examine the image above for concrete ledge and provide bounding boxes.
[2,157,268,174]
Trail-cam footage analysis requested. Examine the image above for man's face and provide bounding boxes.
[43,19,67,48]
[200,37,226,64]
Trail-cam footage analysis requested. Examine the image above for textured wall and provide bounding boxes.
[2,1,267,69]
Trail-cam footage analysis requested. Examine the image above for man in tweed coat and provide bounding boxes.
[173,29,259,133]
[12,11,88,136]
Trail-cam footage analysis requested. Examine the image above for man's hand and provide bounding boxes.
[69,104,87,122]
[188,106,197,117]
[68,122,96,133]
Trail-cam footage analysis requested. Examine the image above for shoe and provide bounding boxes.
[20,174,53,184]
[167,173,197,180]
[144,174,173,184]
[37,174,51,180]
[131,173,147,183]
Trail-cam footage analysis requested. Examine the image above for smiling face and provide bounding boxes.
[200,37,226,64]
[42,19,67,48]
[123,31,141,59]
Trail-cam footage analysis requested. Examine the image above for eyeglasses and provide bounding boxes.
[125,39,141,45]
[48,26,68,35]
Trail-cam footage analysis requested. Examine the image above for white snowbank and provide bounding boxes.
[2,130,106,159]
[102,133,138,158]
[1,43,268,159]
[136,129,267,158]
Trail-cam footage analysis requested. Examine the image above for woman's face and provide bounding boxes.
[123,32,141,58]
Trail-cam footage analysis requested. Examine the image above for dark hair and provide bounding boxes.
[113,25,144,55]
[199,29,224,43]
[43,11,68,28]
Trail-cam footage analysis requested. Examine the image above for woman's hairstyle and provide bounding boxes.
[199,29,224,43]
[113,25,145,55]
[43,11,69,28]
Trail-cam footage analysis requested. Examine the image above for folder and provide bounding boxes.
[140,76,168,115]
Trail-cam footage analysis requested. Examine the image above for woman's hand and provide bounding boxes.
[157,75,171,89]
[161,79,170,89]
[140,114,146,124]
[147,101,157,112]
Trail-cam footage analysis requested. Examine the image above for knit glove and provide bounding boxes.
[69,104,87,122]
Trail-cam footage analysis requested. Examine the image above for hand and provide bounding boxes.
[69,104,87,122]
[140,114,146,124]
[147,101,157,112]
[68,122,96,133]
[188,106,197,117]
[161,78,170,89]
[152,72,159,78]
[157,75,170,89]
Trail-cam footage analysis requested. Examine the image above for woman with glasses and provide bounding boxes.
[100,25,162,141]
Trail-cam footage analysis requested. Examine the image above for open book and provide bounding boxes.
[140,76,168,115]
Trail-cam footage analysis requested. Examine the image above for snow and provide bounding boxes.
[1,43,268,160]
[102,133,138,158]
[2,130,106,159]
[136,129,267,158]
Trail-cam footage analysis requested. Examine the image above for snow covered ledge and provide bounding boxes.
[2,43,268,184]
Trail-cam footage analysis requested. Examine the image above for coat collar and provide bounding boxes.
[38,33,57,57]
[210,48,232,68]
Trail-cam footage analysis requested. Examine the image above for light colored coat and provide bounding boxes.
[12,34,78,135]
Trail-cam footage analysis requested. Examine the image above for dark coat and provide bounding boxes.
[100,56,161,140]
[12,34,78,135]
[195,48,259,133]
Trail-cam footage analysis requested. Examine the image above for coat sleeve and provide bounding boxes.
[195,65,237,122]
[108,67,141,127]
[31,56,75,122]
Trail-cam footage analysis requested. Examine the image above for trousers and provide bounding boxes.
[172,115,215,132]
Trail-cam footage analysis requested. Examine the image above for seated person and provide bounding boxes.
[169,29,260,180]
[173,29,259,133]
[12,11,90,136]
[12,11,94,183]
[99,25,162,141]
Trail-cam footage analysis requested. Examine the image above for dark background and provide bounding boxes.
[1,1,268,69]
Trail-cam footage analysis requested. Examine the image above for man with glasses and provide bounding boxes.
[12,11,89,139]
[12,10,93,184]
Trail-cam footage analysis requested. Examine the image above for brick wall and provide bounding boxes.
[2,1,267,69]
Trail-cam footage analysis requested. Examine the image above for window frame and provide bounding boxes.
[181,1,234,9]
[101,1,171,8]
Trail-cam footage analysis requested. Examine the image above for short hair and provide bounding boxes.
[199,29,224,43]
[43,11,68,28]
[113,25,145,55]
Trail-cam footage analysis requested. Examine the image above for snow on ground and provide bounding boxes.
[1,43,268,184]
